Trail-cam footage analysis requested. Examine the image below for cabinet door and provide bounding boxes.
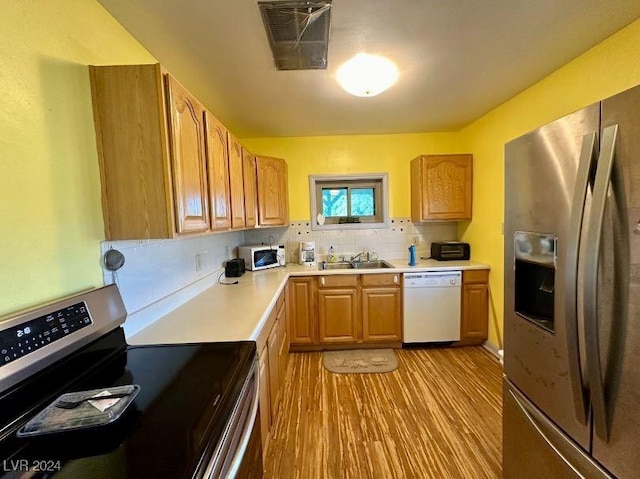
[267,322,280,418]
[317,288,359,343]
[411,154,472,221]
[362,286,402,342]
[204,112,231,231]
[227,132,246,229]
[455,269,489,346]
[461,283,489,344]
[243,149,258,228]
[89,64,174,240]
[256,156,288,226]
[165,74,209,233]
[287,278,317,345]
[277,300,289,387]
[258,346,271,458]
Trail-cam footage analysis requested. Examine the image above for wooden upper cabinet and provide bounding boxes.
[90,64,175,239]
[243,149,258,228]
[90,63,215,239]
[411,154,473,222]
[227,132,246,229]
[203,112,232,231]
[165,75,210,234]
[256,156,289,226]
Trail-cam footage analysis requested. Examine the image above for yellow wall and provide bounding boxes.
[458,18,640,347]
[245,18,640,349]
[243,132,463,219]
[0,1,155,317]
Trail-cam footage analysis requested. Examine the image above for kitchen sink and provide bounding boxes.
[318,262,354,270]
[351,260,394,269]
[318,260,394,270]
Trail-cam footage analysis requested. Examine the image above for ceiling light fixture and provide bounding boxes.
[336,53,399,97]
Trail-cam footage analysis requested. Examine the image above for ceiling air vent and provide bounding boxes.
[259,1,332,70]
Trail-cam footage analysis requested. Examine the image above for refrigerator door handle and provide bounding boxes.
[584,124,618,442]
[565,132,597,424]
[508,387,613,478]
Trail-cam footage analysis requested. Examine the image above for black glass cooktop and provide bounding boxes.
[0,328,255,478]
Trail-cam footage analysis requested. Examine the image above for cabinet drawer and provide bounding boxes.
[463,269,489,284]
[361,273,401,287]
[317,275,358,288]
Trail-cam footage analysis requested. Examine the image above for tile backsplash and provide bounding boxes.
[106,219,457,316]
[101,231,243,314]
[244,218,458,263]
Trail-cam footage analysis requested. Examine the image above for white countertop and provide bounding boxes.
[128,260,489,347]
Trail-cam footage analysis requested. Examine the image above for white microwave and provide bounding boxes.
[238,245,285,271]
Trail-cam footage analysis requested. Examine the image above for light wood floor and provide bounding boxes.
[264,347,502,479]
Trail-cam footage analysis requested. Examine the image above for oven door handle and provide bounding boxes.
[226,362,261,478]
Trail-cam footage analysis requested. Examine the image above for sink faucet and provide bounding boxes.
[350,252,367,262]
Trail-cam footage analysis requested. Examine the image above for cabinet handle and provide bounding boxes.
[393,275,399,284]
[320,277,325,286]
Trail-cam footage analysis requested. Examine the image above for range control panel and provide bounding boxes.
[1,302,93,367]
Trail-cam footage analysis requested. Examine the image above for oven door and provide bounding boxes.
[204,358,263,478]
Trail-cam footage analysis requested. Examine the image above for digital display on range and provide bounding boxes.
[1,302,92,367]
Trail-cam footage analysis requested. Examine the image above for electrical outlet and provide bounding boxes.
[195,253,203,272]
[411,236,420,245]
[224,245,230,257]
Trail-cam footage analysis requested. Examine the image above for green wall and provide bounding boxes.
[0,0,155,317]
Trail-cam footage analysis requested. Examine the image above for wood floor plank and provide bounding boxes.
[265,346,502,478]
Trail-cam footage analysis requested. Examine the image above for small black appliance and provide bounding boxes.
[225,258,246,277]
[431,241,471,261]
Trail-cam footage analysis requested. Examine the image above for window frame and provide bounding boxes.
[309,173,390,230]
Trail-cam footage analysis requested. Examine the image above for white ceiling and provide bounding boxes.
[98,0,640,138]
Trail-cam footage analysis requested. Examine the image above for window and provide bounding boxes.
[309,174,389,230]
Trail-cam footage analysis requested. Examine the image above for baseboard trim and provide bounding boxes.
[482,340,501,359]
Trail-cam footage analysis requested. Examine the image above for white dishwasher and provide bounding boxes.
[403,271,462,343]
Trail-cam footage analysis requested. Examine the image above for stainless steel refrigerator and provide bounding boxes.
[503,84,640,478]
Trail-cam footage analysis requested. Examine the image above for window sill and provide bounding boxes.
[311,221,390,231]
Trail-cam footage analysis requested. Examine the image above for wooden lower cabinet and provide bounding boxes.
[317,288,359,343]
[258,347,271,458]
[259,290,290,457]
[267,322,280,418]
[276,295,289,386]
[287,277,316,345]
[288,274,401,349]
[362,287,402,342]
[455,269,489,346]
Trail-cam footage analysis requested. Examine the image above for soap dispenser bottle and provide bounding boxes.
[408,244,417,266]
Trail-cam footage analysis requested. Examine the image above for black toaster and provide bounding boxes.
[225,258,246,277]
[431,242,470,261]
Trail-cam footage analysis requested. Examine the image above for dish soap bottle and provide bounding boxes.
[408,244,417,266]
[328,245,337,263]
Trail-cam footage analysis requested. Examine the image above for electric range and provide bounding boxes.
[0,285,262,478]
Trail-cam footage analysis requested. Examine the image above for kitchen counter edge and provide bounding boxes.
[128,260,490,347]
